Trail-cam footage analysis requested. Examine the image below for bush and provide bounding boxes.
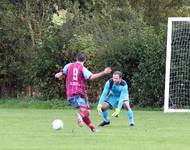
[98,24,166,107]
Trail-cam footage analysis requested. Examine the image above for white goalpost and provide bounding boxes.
[164,17,190,112]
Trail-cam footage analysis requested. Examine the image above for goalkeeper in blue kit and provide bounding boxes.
[97,71,134,127]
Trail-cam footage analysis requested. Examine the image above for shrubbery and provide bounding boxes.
[1,0,167,107]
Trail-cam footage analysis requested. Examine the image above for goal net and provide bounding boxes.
[164,17,190,112]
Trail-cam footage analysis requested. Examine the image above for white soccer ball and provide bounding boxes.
[52,119,63,130]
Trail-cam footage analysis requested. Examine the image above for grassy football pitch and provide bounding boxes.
[0,108,189,150]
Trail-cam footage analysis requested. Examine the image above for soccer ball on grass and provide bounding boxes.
[52,119,63,130]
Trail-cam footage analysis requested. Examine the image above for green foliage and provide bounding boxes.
[30,27,68,99]
[1,0,190,107]
[0,1,31,96]
[97,19,166,106]
[131,30,166,107]
[129,0,190,31]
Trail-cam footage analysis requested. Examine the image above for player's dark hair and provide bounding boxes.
[76,52,86,62]
[113,71,122,78]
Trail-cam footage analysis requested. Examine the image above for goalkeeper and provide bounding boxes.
[97,71,134,127]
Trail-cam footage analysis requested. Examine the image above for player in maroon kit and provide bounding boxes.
[55,52,111,132]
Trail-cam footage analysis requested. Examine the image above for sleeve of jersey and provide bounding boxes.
[117,85,129,110]
[63,63,71,75]
[83,67,92,80]
[98,81,110,105]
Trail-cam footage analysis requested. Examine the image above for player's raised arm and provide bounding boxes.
[89,67,112,80]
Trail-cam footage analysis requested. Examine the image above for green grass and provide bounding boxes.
[0,109,189,150]
[0,97,71,109]
[0,97,162,111]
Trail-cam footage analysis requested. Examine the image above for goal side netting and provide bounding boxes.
[164,17,190,112]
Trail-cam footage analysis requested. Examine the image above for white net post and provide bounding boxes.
[164,17,190,112]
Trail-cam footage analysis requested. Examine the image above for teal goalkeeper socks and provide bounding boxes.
[102,110,110,122]
[127,110,134,125]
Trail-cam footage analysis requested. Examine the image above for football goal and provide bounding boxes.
[164,17,190,112]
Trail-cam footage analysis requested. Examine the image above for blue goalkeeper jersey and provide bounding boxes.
[98,79,129,109]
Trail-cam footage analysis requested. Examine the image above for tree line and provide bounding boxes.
[0,0,190,107]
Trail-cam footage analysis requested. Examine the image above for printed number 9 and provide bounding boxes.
[73,68,78,80]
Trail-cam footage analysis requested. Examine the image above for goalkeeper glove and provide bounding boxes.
[112,108,120,117]
[97,104,102,114]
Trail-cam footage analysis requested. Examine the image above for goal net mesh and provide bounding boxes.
[168,20,190,110]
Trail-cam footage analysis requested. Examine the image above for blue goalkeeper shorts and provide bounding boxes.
[105,96,128,109]
[105,96,119,108]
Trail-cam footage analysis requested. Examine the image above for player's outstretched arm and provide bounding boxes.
[89,67,112,80]
[97,81,110,114]
[55,72,64,79]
